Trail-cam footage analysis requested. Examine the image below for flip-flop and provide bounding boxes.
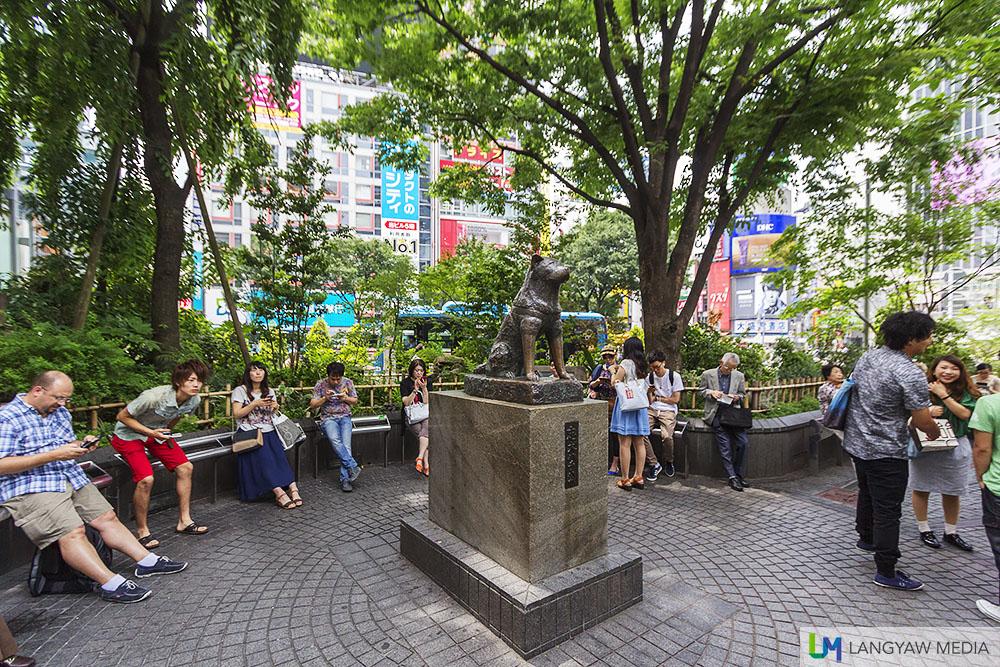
[137,534,160,549]
[175,523,209,535]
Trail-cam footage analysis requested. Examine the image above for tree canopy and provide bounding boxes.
[307,0,985,365]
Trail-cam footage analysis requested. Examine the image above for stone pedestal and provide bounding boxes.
[429,391,607,581]
[400,390,643,658]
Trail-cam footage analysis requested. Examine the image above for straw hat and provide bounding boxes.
[600,344,616,356]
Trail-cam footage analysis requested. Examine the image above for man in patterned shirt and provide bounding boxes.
[0,371,187,603]
[310,362,362,492]
[843,312,939,591]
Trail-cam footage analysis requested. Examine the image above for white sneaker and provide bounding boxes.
[976,599,1000,623]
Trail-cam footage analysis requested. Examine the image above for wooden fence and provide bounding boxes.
[68,375,825,429]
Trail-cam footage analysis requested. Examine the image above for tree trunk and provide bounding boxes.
[136,34,185,367]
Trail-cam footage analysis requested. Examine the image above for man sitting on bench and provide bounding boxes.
[0,371,187,603]
[112,359,211,548]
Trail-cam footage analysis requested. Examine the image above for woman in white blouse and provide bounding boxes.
[231,362,301,508]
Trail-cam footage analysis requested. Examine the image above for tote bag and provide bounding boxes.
[821,378,854,429]
[404,401,429,424]
[614,379,649,411]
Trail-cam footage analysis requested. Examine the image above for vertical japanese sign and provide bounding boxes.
[707,260,731,330]
[381,148,420,260]
[248,74,302,131]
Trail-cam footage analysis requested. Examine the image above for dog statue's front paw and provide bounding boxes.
[525,372,540,382]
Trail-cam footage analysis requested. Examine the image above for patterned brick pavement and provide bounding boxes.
[1,462,997,666]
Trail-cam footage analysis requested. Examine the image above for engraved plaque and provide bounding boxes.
[565,421,579,489]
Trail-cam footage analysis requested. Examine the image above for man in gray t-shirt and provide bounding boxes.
[844,312,939,591]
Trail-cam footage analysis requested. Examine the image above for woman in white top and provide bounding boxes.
[609,336,651,490]
[231,362,301,508]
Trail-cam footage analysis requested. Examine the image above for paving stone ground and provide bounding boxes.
[2,461,998,666]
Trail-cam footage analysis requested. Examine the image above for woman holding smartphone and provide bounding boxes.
[231,361,302,508]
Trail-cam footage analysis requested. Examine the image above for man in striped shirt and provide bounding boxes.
[0,371,187,603]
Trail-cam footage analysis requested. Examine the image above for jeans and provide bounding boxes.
[713,416,748,478]
[981,486,1000,605]
[852,455,908,578]
[321,416,357,481]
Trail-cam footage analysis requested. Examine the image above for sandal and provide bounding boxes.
[137,534,160,549]
[423,465,429,477]
[616,479,632,491]
[630,475,645,490]
[175,523,209,535]
[276,492,295,509]
[289,490,303,508]
[415,458,424,473]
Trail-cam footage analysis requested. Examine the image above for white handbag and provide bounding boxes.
[404,401,429,424]
[614,379,649,411]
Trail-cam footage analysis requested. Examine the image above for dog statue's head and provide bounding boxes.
[528,253,570,284]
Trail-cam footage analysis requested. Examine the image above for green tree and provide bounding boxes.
[0,0,307,365]
[308,0,980,367]
[553,209,638,318]
[233,130,346,378]
[774,97,1000,339]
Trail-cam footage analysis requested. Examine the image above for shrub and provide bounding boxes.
[0,323,160,404]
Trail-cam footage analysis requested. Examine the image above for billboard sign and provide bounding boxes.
[381,149,420,261]
[707,259,731,330]
[731,213,794,274]
[730,275,757,319]
[732,319,791,335]
[248,75,301,131]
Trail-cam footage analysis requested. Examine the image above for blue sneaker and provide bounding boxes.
[135,556,188,579]
[663,461,675,477]
[873,569,924,591]
[856,539,876,552]
[101,579,152,603]
[348,465,362,482]
[646,463,662,481]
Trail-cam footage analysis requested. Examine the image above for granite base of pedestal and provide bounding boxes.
[400,517,643,659]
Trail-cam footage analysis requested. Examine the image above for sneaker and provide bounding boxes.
[135,556,188,579]
[856,539,876,552]
[663,461,675,477]
[976,599,1000,623]
[341,479,353,493]
[348,465,362,483]
[646,463,662,481]
[873,569,924,591]
[100,579,152,603]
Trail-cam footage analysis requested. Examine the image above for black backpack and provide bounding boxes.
[27,525,113,596]
[648,368,675,392]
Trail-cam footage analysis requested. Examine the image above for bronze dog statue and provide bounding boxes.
[475,254,573,382]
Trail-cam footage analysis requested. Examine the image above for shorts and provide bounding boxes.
[407,418,429,439]
[1,481,112,549]
[111,435,190,482]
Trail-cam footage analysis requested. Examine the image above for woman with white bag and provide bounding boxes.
[401,358,431,477]
[610,336,650,491]
[910,354,979,551]
[231,362,302,508]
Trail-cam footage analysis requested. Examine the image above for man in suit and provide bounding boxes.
[699,353,750,491]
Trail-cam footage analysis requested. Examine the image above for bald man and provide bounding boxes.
[0,371,188,603]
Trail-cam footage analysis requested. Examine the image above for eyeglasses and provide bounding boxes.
[43,389,72,404]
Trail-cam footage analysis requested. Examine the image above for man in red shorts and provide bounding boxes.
[112,360,211,548]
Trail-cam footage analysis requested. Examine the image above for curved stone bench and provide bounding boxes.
[672,410,845,479]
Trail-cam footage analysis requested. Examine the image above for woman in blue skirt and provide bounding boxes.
[610,336,650,490]
[231,362,301,508]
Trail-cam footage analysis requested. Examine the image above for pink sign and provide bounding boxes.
[248,75,301,129]
[932,136,1000,209]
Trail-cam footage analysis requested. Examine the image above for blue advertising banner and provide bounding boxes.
[730,214,795,274]
[381,161,419,222]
